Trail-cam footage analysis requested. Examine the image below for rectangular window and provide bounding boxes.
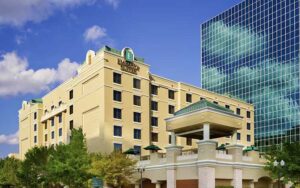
[168,135,171,144]
[168,90,175,99]
[237,133,241,140]
[151,117,158,127]
[69,105,73,115]
[114,143,122,151]
[45,134,48,142]
[151,132,158,142]
[151,101,158,111]
[151,85,158,95]
[134,145,141,155]
[34,136,37,143]
[69,90,73,100]
[51,131,55,139]
[186,93,192,103]
[113,90,122,102]
[58,113,62,123]
[133,95,141,106]
[247,123,251,130]
[213,101,218,105]
[34,112,37,120]
[133,112,141,123]
[44,122,47,130]
[34,124,37,131]
[186,138,192,146]
[58,101,62,106]
[113,108,122,119]
[168,105,175,114]
[113,126,122,137]
[200,97,205,101]
[51,118,54,126]
[133,78,141,89]
[59,128,62,137]
[69,120,74,130]
[225,105,230,109]
[133,129,141,139]
[247,135,251,142]
[247,111,251,118]
[51,105,55,110]
[236,108,241,115]
[113,72,121,84]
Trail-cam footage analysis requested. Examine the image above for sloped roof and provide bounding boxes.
[174,99,234,116]
[30,98,43,104]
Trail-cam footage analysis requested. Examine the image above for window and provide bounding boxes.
[69,105,73,115]
[237,133,241,140]
[151,101,158,111]
[69,120,74,130]
[247,123,251,130]
[168,90,175,99]
[113,72,121,84]
[134,129,141,139]
[113,90,122,102]
[133,112,141,123]
[34,136,37,143]
[44,109,48,114]
[134,145,141,154]
[186,93,192,102]
[200,97,205,101]
[113,108,122,119]
[34,124,37,131]
[58,114,62,123]
[151,132,158,142]
[58,101,62,106]
[247,135,251,142]
[34,112,37,120]
[213,101,218,105]
[247,111,251,118]
[133,78,141,89]
[236,108,241,115]
[168,135,171,144]
[51,118,54,126]
[113,126,122,137]
[169,105,175,114]
[69,90,73,100]
[225,105,230,109]
[59,128,62,137]
[186,138,192,146]
[151,85,158,95]
[133,95,141,106]
[114,143,122,151]
[51,105,55,110]
[45,134,48,142]
[51,131,55,139]
[151,117,158,127]
[44,122,47,129]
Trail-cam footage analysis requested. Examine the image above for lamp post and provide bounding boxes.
[137,166,145,188]
[273,160,285,188]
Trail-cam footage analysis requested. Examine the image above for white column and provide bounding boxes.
[167,168,176,188]
[198,166,215,188]
[155,182,161,188]
[232,130,238,144]
[232,168,242,188]
[249,181,254,188]
[171,132,176,146]
[203,123,210,140]
[135,184,139,188]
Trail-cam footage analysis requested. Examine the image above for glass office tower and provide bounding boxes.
[201,0,299,151]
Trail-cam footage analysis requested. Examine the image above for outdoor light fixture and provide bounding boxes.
[137,166,145,188]
[273,160,285,188]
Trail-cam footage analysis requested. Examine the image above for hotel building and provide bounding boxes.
[19,46,254,159]
[201,0,300,151]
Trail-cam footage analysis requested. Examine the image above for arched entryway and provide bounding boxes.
[255,176,273,188]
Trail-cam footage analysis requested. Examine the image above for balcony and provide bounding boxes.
[41,104,67,122]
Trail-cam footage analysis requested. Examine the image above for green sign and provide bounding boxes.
[92,177,103,188]
[125,49,134,62]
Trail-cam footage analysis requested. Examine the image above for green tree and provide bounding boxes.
[18,145,54,188]
[265,142,300,186]
[47,128,91,187]
[0,157,21,187]
[89,151,137,188]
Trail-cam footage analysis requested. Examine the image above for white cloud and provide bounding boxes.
[0,0,95,26]
[0,131,18,145]
[0,52,79,97]
[83,25,107,42]
[104,0,120,9]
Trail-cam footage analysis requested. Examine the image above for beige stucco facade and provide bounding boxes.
[18,46,255,159]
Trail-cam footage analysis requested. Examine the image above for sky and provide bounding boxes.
[0,0,243,157]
